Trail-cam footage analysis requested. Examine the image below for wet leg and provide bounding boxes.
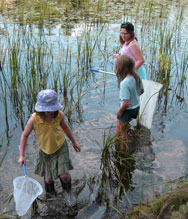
[115,119,122,151]
[118,120,128,153]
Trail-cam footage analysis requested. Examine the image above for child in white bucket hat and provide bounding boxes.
[18,89,81,197]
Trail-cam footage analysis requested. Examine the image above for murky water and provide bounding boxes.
[0,0,188,218]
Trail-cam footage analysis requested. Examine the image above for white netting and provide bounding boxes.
[139,79,163,129]
[13,176,43,216]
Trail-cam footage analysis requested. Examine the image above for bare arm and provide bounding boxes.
[130,44,144,70]
[18,116,34,166]
[60,112,81,152]
[117,99,130,117]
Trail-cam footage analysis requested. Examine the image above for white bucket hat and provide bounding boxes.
[35,89,62,112]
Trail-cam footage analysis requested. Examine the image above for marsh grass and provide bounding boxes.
[0,0,63,25]
[0,194,15,219]
[0,77,9,134]
[136,5,188,111]
[76,23,105,71]
[0,212,17,219]
[95,128,140,212]
[0,73,10,166]
[0,0,186,116]
[0,0,113,27]
[118,5,187,113]
[0,142,9,167]
[0,21,106,128]
[172,51,188,104]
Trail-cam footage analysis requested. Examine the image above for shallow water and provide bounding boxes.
[0,0,188,218]
[1,75,188,218]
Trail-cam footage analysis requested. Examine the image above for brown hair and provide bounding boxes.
[115,55,141,89]
[35,111,58,120]
[119,22,137,45]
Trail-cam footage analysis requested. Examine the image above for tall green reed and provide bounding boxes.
[122,1,187,112]
[0,45,9,134]
[137,5,188,112]
[0,22,105,129]
[172,47,188,104]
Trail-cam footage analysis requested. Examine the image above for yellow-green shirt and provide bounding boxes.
[32,111,65,154]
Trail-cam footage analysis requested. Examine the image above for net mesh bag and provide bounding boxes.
[139,79,163,129]
[13,176,43,216]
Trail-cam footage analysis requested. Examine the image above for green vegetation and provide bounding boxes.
[126,179,188,219]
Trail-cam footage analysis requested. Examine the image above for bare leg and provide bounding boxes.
[44,178,54,184]
[118,120,128,152]
[116,119,121,136]
[115,119,122,151]
[59,173,71,183]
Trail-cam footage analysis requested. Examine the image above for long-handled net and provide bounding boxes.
[13,146,43,216]
[139,79,163,129]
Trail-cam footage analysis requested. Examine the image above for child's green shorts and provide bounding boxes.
[34,140,73,180]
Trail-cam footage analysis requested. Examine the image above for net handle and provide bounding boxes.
[18,145,27,176]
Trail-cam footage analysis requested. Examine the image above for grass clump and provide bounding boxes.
[129,204,152,217]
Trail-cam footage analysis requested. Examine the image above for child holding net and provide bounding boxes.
[18,89,81,197]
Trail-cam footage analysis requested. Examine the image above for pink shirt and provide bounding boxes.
[120,39,147,79]
[120,40,139,62]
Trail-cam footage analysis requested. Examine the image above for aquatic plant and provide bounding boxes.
[94,127,141,213]
[137,6,188,112]
[0,24,95,128]
[0,0,187,119]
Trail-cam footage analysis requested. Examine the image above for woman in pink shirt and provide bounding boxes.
[113,22,146,79]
